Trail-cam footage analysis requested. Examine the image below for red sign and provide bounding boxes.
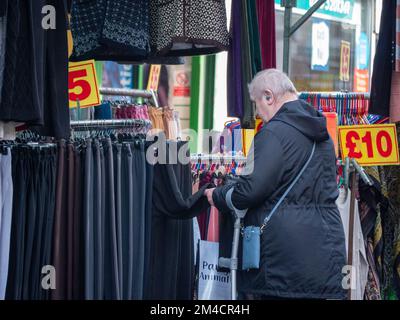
[173,71,190,97]
[353,69,369,92]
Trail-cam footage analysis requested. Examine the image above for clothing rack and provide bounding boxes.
[300,92,370,99]
[70,119,152,131]
[299,91,371,125]
[190,154,247,162]
[100,87,160,108]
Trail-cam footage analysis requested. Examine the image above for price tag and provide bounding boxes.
[147,64,161,91]
[69,60,100,109]
[338,124,400,166]
[340,40,350,82]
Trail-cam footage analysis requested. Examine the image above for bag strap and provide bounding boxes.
[261,141,316,231]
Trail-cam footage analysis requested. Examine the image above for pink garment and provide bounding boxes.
[390,72,400,123]
[256,0,276,69]
[206,206,219,243]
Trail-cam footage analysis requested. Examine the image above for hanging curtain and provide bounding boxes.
[227,0,244,119]
[227,0,262,128]
[256,0,276,69]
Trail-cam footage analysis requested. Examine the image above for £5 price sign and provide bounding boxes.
[69,60,100,108]
[338,124,400,166]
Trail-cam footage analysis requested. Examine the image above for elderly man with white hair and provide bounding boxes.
[204,69,347,300]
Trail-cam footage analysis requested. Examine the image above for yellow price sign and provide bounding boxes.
[338,124,400,166]
[147,64,161,91]
[340,41,351,82]
[68,60,100,109]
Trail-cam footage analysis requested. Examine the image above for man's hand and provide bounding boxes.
[204,188,216,207]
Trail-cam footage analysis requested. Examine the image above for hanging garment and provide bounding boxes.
[146,141,212,299]
[149,107,165,132]
[390,72,400,123]
[130,140,147,300]
[52,141,69,300]
[336,189,369,300]
[0,148,13,300]
[239,0,256,129]
[256,0,276,69]
[72,146,84,300]
[197,171,213,240]
[206,207,219,243]
[247,0,262,77]
[396,0,400,72]
[227,0,244,118]
[70,0,150,62]
[0,0,70,138]
[358,165,400,299]
[6,144,57,300]
[370,0,396,117]
[143,158,154,299]
[149,0,230,57]
[0,9,6,100]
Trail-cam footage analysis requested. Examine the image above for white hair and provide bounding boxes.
[248,69,298,101]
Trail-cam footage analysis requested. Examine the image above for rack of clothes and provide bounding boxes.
[1,80,212,300]
[73,87,182,141]
[299,92,389,125]
[190,154,247,244]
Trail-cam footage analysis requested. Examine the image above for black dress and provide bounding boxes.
[145,142,212,299]
[0,0,70,139]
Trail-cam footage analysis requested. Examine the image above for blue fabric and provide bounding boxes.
[94,102,112,120]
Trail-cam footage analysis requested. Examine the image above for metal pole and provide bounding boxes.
[282,0,295,74]
[289,0,327,36]
[347,171,357,300]
[231,218,241,300]
[282,0,327,74]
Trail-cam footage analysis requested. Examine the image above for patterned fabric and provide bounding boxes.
[70,0,107,60]
[381,122,400,299]
[360,136,400,300]
[149,0,229,56]
[70,0,150,61]
[358,167,384,299]
[365,240,382,300]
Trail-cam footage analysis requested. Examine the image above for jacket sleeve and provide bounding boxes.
[212,129,285,212]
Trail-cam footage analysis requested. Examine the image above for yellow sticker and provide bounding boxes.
[68,60,100,109]
[147,64,161,91]
[339,124,400,166]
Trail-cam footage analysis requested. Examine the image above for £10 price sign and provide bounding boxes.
[69,60,100,108]
[338,124,400,166]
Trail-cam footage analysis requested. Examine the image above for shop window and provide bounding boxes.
[275,0,374,93]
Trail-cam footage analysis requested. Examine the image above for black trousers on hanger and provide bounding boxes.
[93,140,104,300]
[121,143,133,299]
[103,138,120,300]
[6,146,57,300]
[7,148,29,299]
[83,139,95,300]
[131,140,146,300]
[113,143,123,299]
